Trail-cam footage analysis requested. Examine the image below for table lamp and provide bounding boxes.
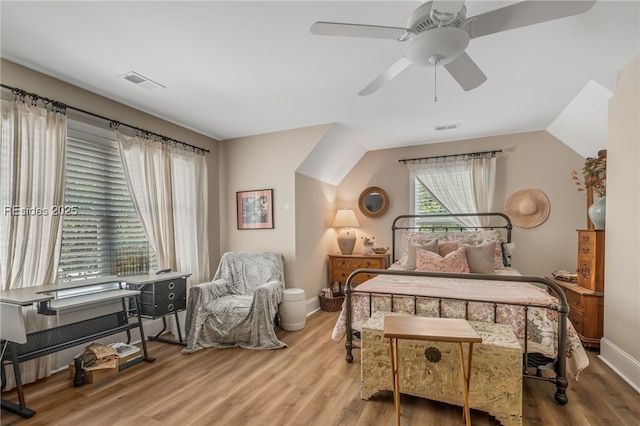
[332,209,360,255]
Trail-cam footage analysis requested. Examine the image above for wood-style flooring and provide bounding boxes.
[2,310,639,425]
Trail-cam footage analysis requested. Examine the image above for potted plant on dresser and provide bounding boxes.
[572,149,606,229]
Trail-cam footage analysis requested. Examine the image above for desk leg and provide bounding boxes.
[458,342,474,426]
[1,342,35,418]
[132,298,155,363]
[389,337,401,426]
[148,311,186,346]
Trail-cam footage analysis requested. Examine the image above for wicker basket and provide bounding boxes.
[319,292,345,312]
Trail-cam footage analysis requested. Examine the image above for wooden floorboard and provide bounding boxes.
[2,310,639,425]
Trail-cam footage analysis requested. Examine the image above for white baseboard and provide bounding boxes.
[599,337,640,393]
[307,297,320,315]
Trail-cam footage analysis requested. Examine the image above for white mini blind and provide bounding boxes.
[57,121,154,281]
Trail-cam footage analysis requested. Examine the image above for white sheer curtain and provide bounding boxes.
[116,132,176,269]
[115,131,210,285]
[0,98,67,388]
[408,156,496,227]
[170,147,210,286]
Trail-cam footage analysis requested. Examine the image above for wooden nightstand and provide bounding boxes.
[328,253,390,291]
[547,277,604,349]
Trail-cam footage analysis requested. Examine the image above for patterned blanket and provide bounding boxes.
[182,251,286,353]
[331,272,589,379]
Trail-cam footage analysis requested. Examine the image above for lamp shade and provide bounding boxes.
[332,209,360,228]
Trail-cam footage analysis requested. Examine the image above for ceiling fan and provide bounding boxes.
[310,0,597,96]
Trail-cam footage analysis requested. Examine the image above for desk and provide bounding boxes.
[0,276,156,418]
[384,316,482,426]
[126,272,190,345]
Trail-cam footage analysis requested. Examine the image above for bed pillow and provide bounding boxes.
[405,239,439,270]
[445,230,506,270]
[415,247,470,273]
[460,241,496,274]
[501,242,516,267]
[399,230,448,265]
[438,241,459,257]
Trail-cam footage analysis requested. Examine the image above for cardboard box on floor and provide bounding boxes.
[68,344,142,383]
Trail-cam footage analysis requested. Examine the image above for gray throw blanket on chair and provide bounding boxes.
[182,251,287,353]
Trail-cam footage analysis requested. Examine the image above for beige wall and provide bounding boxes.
[0,58,222,273]
[219,124,330,305]
[336,131,588,277]
[600,54,640,391]
[294,173,338,309]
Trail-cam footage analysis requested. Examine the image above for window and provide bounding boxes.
[57,120,155,282]
[411,176,459,229]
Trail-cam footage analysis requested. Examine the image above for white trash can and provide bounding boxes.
[280,288,306,331]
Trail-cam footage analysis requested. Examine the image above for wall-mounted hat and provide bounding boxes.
[505,189,550,228]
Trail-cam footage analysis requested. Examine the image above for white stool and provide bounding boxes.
[280,289,306,331]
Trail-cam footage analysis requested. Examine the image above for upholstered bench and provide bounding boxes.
[361,312,522,426]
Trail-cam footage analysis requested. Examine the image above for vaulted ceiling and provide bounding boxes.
[1,1,638,156]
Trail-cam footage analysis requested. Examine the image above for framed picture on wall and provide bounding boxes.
[236,189,274,230]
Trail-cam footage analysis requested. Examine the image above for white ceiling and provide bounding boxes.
[1,1,639,153]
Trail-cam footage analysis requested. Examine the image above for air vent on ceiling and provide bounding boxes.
[119,71,166,91]
[434,123,460,131]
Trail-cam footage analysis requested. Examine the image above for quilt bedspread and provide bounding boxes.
[331,273,589,378]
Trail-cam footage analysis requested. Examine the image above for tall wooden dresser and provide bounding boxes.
[551,230,605,349]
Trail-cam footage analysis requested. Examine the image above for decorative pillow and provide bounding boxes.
[460,241,496,274]
[444,229,506,269]
[399,230,447,265]
[501,242,516,267]
[406,239,439,270]
[438,241,459,257]
[415,247,470,273]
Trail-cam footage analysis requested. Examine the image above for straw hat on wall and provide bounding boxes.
[505,189,550,228]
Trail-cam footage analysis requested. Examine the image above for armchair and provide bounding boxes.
[182,251,287,353]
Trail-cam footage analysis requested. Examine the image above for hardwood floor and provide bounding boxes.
[2,310,639,425]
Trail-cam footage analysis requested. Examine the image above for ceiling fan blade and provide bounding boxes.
[310,22,411,40]
[431,1,465,15]
[467,0,597,39]
[358,57,412,96]
[443,53,487,91]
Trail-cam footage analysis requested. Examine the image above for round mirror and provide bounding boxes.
[358,186,389,218]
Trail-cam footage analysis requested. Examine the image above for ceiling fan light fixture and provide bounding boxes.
[404,26,469,66]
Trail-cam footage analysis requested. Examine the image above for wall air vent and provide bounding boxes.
[119,71,166,91]
[434,123,460,131]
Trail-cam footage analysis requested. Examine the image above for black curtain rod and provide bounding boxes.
[399,149,502,164]
[1,83,210,154]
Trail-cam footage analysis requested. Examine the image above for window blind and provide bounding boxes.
[57,121,153,281]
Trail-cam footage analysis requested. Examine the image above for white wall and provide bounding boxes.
[218,124,331,309]
[600,54,640,392]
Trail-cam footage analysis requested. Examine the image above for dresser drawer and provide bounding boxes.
[577,256,598,292]
[563,286,585,311]
[567,308,585,335]
[331,268,379,284]
[578,230,597,245]
[330,257,385,270]
[578,243,596,259]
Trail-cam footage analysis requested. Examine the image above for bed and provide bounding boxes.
[331,213,589,405]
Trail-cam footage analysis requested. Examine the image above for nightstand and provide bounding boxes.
[328,253,390,292]
[547,276,604,349]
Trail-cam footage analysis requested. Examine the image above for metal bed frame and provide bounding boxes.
[342,213,571,405]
